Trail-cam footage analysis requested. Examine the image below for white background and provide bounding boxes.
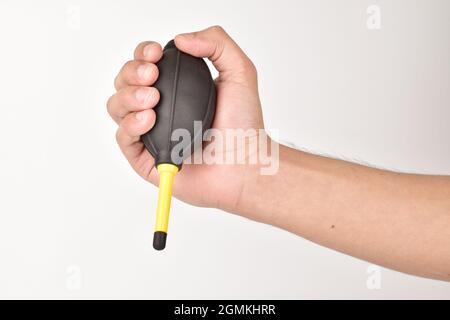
[0,0,449,299]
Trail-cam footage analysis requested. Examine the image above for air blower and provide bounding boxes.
[141,40,216,250]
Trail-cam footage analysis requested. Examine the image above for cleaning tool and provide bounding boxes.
[141,40,216,250]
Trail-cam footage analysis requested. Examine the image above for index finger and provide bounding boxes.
[134,41,163,62]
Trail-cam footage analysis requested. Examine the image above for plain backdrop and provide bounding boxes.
[0,0,449,299]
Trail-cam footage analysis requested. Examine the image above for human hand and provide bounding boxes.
[107,26,265,213]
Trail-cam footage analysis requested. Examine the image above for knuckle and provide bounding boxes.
[106,95,115,115]
[115,61,135,88]
[209,25,225,34]
[116,124,133,144]
[113,74,121,90]
[115,128,122,144]
[116,88,129,105]
[123,60,136,70]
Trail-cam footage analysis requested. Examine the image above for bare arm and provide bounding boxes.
[238,144,450,281]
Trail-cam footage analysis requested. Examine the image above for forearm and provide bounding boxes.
[238,143,450,281]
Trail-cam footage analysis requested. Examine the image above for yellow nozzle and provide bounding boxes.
[153,163,179,250]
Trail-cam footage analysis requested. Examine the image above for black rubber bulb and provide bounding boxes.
[141,40,216,250]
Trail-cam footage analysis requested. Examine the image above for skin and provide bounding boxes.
[107,26,450,281]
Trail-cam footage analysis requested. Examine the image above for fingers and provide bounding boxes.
[114,61,159,90]
[134,41,163,62]
[174,26,256,82]
[116,109,156,160]
[115,41,163,90]
[110,41,163,169]
[107,86,160,123]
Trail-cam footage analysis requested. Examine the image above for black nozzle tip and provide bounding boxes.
[153,231,167,251]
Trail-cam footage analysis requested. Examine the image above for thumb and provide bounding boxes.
[174,26,256,83]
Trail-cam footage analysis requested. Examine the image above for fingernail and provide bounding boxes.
[137,64,152,81]
[143,43,155,58]
[135,88,151,104]
[135,110,148,122]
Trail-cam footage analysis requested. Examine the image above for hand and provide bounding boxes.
[107,26,265,213]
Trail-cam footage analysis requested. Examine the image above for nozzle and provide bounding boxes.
[153,163,179,250]
[153,231,167,250]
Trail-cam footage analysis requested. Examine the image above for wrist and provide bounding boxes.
[229,138,288,224]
